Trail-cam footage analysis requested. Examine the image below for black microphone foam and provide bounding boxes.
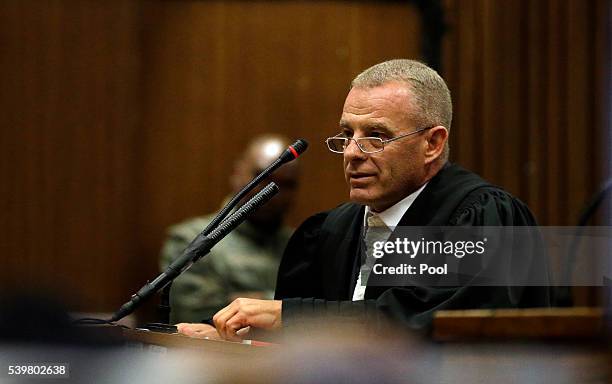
[291,138,309,156]
[208,182,280,244]
[280,138,309,163]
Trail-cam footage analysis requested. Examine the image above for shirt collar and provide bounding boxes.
[364,182,428,228]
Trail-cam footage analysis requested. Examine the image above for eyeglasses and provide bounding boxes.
[325,126,432,154]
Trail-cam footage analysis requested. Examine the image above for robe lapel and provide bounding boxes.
[319,204,364,299]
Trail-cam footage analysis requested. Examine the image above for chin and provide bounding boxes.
[349,189,376,206]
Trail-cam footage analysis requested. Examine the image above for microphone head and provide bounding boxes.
[291,139,309,156]
[281,138,309,163]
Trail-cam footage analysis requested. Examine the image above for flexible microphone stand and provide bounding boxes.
[154,139,309,325]
[110,182,280,324]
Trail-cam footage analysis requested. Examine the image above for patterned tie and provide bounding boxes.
[352,212,391,300]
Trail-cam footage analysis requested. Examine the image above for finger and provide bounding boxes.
[213,311,231,340]
[224,312,252,342]
[214,304,239,340]
[191,326,217,340]
[212,303,232,336]
[213,300,237,327]
[226,325,242,342]
[201,327,223,341]
[178,325,195,337]
[221,313,242,341]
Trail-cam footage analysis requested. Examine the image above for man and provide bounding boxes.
[160,134,300,323]
[178,59,549,341]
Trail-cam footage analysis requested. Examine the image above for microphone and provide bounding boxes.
[109,139,307,323]
[199,138,308,238]
[109,182,280,322]
[278,138,309,163]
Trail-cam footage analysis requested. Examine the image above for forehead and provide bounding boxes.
[340,82,414,130]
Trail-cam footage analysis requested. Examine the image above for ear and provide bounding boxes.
[424,126,448,163]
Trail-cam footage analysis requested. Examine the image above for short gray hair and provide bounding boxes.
[351,59,452,160]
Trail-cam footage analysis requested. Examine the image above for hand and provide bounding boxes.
[176,323,221,340]
[213,298,282,341]
[228,291,267,301]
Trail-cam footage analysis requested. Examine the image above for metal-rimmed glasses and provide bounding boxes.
[325,126,432,154]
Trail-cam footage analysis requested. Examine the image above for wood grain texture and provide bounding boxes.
[433,307,604,341]
[443,0,609,227]
[0,0,142,310]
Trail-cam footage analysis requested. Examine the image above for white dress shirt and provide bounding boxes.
[352,183,428,301]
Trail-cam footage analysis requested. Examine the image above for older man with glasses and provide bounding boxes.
[178,59,550,341]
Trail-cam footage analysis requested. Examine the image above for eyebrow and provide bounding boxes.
[338,120,393,135]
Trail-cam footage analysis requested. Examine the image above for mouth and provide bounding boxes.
[349,172,375,178]
[347,173,376,186]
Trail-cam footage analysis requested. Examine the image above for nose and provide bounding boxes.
[343,138,368,162]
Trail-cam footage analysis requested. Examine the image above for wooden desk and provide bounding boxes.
[120,327,274,358]
[433,307,606,341]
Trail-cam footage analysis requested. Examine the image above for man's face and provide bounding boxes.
[340,82,428,212]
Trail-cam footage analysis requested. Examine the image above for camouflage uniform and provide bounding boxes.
[160,214,293,323]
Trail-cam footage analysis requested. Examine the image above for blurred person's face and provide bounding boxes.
[340,82,430,212]
[231,141,300,227]
[248,164,299,225]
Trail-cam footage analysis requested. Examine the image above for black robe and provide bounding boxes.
[275,163,550,330]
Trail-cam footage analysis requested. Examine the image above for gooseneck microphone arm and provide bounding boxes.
[109,183,280,322]
[200,139,308,238]
[152,139,308,324]
[109,139,308,323]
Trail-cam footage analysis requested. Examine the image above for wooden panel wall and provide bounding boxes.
[0,1,142,310]
[443,0,610,225]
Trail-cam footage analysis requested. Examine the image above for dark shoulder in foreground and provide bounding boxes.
[400,163,537,226]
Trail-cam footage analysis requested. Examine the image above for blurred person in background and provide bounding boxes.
[160,134,300,323]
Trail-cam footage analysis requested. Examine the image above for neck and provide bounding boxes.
[416,160,445,192]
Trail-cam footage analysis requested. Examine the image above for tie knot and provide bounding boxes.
[367,213,387,229]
